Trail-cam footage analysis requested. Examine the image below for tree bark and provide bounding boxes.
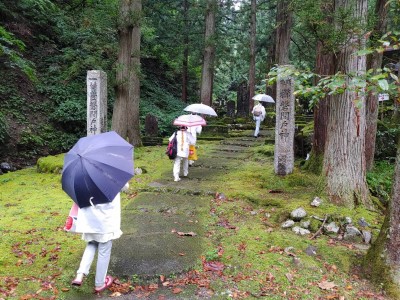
[248,0,256,113]
[363,136,400,298]
[275,0,292,65]
[181,0,189,103]
[323,0,371,208]
[365,0,388,171]
[127,0,142,146]
[200,0,216,106]
[305,1,335,174]
[112,0,132,138]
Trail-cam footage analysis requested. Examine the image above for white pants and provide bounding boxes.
[254,116,261,137]
[77,240,112,287]
[173,156,188,180]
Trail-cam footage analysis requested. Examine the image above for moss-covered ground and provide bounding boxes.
[0,130,392,299]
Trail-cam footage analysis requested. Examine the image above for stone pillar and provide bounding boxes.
[226,100,236,117]
[274,67,295,175]
[87,70,107,136]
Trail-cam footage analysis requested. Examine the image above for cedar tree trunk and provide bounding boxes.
[323,0,371,208]
[200,0,216,106]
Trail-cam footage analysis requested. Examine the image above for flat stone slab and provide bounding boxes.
[209,150,253,159]
[110,192,210,278]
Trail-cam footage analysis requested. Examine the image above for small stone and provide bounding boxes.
[300,220,310,229]
[250,211,257,215]
[310,197,322,207]
[292,226,310,236]
[305,245,317,256]
[344,225,362,242]
[362,230,372,244]
[324,222,339,234]
[265,213,271,218]
[290,207,307,221]
[134,167,143,175]
[282,220,295,228]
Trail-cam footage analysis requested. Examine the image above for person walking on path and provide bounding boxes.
[71,183,129,293]
[187,124,202,166]
[169,126,195,181]
[251,101,266,138]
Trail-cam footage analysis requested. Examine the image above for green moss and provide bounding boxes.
[36,154,64,174]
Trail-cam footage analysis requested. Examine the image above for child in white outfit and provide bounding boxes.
[169,126,195,181]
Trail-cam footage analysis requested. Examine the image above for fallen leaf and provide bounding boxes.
[61,288,69,292]
[179,252,186,256]
[160,275,165,282]
[318,280,337,290]
[285,273,293,282]
[110,292,122,297]
[172,288,183,294]
[203,261,225,272]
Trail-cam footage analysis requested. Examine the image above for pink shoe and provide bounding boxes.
[71,274,84,286]
[94,275,113,293]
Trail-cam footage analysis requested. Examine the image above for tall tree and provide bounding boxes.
[112,0,142,146]
[365,0,389,171]
[200,0,217,106]
[275,0,292,65]
[182,0,189,102]
[248,0,256,112]
[112,0,132,139]
[303,0,335,174]
[127,0,142,146]
[323,0,371,208]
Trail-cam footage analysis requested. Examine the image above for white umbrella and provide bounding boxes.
[183,103,218,116]
[252,94,275,103]
[173,114,207,127]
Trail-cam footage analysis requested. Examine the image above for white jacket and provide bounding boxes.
[75,183,129,239]
[76,194,121,234]
[169,129,195,158]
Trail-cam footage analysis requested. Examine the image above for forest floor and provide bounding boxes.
[0,128,390,300]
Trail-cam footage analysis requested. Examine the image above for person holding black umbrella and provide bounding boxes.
[62,131,134,293]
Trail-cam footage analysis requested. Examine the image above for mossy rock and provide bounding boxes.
[36,154,64,174]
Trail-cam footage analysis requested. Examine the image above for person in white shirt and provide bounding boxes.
[169,126,195,181]
[251,101,266,138]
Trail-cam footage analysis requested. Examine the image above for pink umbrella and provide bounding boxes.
[173,114,207,127]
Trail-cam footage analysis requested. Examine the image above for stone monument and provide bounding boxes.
[142,114,163,146]
[226,100,236,117]
[87,70,107,136]
[274,67,295,175]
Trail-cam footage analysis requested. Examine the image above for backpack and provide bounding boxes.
[166,131,178,159]
[253,106,262,116]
